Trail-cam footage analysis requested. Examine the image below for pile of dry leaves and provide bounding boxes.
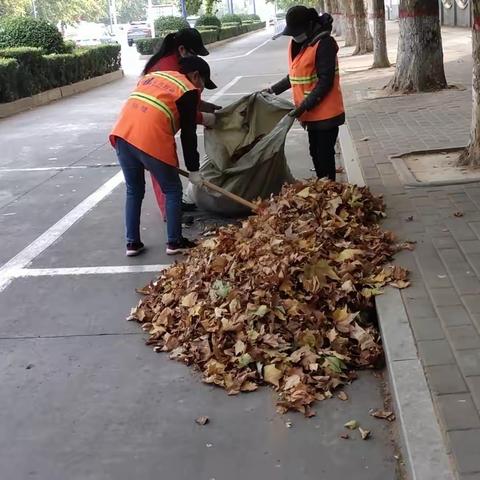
[130,179,409,416]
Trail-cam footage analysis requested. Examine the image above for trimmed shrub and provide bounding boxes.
[221,14,242,25]
[154,16,189,34]
[218,26,239,41]
[136,37,163,55]
[0,17,65,54]
[0,44,121,103]
[239,14,260,22]
[198,29,218,44]
[0,57,18,102]
[195,15,221,29]
[63,40,76,54]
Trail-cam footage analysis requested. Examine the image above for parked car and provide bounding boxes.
[71,24,118,47]
[127,21,152,47]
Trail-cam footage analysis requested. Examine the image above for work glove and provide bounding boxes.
[202,112,216,129]
[288,107,303,118]
[189,171,203,186]
[261,87,273,94]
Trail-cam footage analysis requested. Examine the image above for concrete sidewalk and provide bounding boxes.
[339,22,480,479]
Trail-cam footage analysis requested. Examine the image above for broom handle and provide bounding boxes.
[177,168,258,212]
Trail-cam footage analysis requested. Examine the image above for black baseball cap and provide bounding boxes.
[175,28,209,56]
[179,56,217,90]
[282,5,318,36]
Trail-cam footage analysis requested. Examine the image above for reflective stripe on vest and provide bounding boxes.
[288,39,344,123]
[109,71,197,166]
[129,91,176,132]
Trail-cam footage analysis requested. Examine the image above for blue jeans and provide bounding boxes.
[115,137,182,244]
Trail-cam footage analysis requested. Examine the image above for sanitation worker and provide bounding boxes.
[110,56,217,256]
[266,7,345,181]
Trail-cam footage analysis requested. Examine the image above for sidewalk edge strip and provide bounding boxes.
[340,125,455,480]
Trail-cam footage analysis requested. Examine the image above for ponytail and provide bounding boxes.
[142,32,177,75]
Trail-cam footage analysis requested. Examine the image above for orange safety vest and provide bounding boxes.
[110,71,197,167]
[288,39,344,123]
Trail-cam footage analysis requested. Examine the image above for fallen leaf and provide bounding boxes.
[340,433,350,440]
[370,409,396,422]
[337,391,348,401]
[453,211,464,217]
[264,364,282,387]
[285,421,293,428]
[359,427,371,440]
[390,279,411,289]
[195,416,209,425]
[344,420,359,430]
[405,216,414,222]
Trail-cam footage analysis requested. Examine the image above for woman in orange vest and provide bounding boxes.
[143,28,220,217]
[267,7,345,181]
[110,56,217,257]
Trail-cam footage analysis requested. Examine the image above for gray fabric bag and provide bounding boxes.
[191,92,296,216]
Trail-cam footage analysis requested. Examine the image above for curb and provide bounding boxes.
[340,123,456,480]
[0,69,124,119]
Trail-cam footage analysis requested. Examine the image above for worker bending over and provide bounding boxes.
[267,7,345,181]
[110,56,216,256]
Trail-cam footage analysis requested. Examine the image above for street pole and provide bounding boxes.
[180,0,187,18]
[31,0,38,18]
[252,0,256,15]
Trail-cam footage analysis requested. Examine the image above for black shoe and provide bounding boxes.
[182,201,197,212]
[126,242,145,257]
[166,237,196,255]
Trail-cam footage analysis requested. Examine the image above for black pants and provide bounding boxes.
[308,127,339,181]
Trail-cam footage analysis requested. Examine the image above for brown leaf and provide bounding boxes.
[370,409,395,422]
[453,211,464,217]
[264,364,282,387]
[359,427,371,440]
[195,416,209,426]
[337,391,348,401]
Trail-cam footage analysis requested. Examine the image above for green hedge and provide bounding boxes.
[154,16,189,35]
[0,57,18,102]
[0,16,66,54]
[221,14,243,25]
[135,22,265,56]
[195,15,221,29]
[239,14,260,22]
[0,44,121,103]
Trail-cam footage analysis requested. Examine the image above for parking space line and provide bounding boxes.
[209,39,271,62]
[0,164,119,173]
[0,172,124,292]
[11,264,168,278]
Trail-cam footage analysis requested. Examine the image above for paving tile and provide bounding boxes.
[436,393,480,431]
[459,473,480,480]
[410,316,446,341]
[449,429,480,474]
[463,295,480,315]
[433,236,459,250]
[446,220,477,242]
[467,376,480,412]
[460,241,480,254]
[452,275,480,296]
[429,288,462,307]
[426,365,468,395]
[447,326,480,351]
[417,340,455,366]
[437,305,473,327]
[438,249,471,274]
[405,296,437,319]
[457,349,480,377]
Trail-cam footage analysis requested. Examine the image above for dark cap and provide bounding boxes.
[179,56,217,90]
[282,5,319,36]
[175,28,209,56]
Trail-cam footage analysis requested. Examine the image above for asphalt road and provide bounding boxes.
[0,31,398,480]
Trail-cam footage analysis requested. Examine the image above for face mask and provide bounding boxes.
[293,33,307,43]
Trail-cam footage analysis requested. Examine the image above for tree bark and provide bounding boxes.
[388,0,447,92]
[353,0,373,55]
[458,2,480,166]
[341,0,356,47]
[325,0,333,14]
[371,0,390,67]
[331,0,342,37]
[317,0,326,12]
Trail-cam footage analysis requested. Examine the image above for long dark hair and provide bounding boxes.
[142,32,177,75]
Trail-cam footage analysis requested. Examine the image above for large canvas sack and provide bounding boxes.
[191,92,296,216]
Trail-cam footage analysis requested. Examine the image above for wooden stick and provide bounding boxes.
[177,168,258,212]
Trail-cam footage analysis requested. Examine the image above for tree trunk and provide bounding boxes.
[325,0,333,14]
[371,0,390,67]
[317,0,326,12]
[388,0,447,92]
[458,2,480,166]
[341,0,356,47]
[353,0,373,55]
[332,0,342,37]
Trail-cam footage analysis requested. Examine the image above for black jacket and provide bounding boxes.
[272,30,345,131]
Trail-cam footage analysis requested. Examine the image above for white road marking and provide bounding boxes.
[209,38,271,62]
[207,76,242,103]
[11,264,168,278]
[0,164,119,173]
[0,171,124,292]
